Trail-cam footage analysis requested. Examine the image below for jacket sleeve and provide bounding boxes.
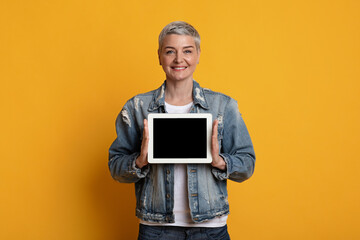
[212,98,256,182]
[108,101,149,183]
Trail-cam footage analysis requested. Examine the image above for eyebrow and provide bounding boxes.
[164,46,195,49]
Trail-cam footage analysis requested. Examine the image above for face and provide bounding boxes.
[158,34,200,83]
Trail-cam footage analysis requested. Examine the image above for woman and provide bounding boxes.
[109,21,255,240]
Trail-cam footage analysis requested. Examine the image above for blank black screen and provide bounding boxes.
[153,118,207,158]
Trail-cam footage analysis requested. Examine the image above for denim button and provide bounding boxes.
[166,194,170,198]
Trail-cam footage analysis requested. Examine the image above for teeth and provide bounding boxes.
[173,67,186,70]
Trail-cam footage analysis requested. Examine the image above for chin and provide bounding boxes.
[167,76,193,82]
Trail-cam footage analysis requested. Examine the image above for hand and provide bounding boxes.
[211,120,226,171]
[135,119,149,168]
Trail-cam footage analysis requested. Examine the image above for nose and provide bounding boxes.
[174,52,183,63]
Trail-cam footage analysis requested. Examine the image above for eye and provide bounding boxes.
[166,50,175,54]
[184,50,192,54]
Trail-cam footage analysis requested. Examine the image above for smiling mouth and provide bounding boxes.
[171,67,187,70]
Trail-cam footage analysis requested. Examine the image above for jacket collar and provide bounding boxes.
[148,80,209,112]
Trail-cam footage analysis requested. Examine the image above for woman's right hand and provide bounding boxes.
[135,119,149,168]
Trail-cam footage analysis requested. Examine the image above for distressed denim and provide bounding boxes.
[108,80,255,223]
[137,224,230,240]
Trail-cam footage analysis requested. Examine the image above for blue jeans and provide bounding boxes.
[137,224,230,240]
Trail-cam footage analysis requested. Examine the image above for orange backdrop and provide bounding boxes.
[1,0,359,239]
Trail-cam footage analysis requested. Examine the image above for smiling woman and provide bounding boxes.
[108,21,256,240]
[159,34,200,84]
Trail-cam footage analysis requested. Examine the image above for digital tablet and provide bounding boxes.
[148,113,212,164]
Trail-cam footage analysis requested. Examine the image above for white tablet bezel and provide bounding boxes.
[147,113,212,164]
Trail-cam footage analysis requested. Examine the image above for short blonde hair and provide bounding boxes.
[158,21,201,52]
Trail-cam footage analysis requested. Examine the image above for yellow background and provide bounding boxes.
[1,0,359,239]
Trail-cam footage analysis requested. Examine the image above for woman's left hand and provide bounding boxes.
[211,120,227,171]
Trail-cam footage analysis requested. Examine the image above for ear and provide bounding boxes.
[158,49,162,65]
[197,50,200,64]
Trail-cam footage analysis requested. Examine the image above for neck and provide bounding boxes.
[165,79,193,106]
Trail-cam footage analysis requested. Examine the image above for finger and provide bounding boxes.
[212,119,218,141]
[211,120,219,155]
[144,119,149,138]
[141,119,149,155]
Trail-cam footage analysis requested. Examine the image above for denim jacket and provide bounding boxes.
[108,80,255,223]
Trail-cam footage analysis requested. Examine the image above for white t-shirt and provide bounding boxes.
[140,101,227,227]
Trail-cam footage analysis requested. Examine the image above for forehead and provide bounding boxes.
[162,34,196,49]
